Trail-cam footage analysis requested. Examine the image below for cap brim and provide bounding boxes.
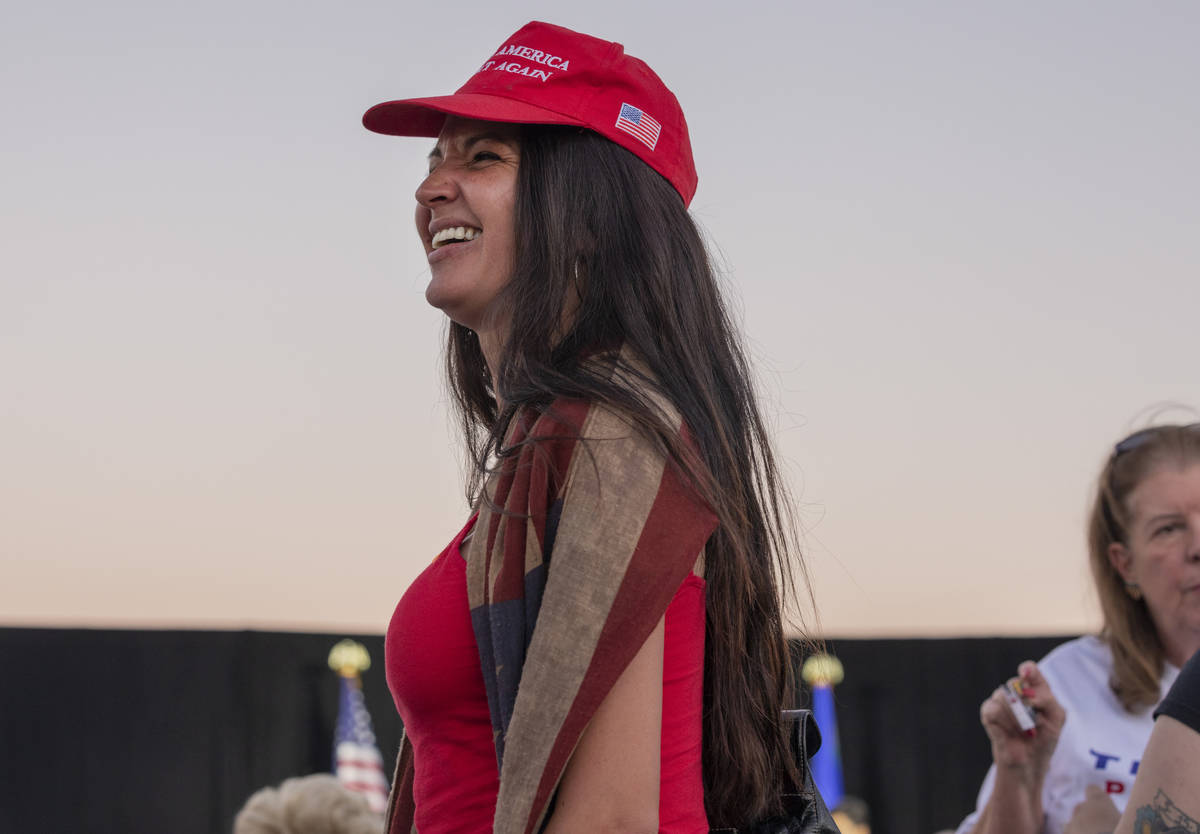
[363,93,584,137]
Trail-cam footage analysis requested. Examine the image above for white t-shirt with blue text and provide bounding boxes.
[957,635,1179,834]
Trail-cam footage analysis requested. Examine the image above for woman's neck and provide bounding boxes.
[1163,629,1200,669]
[478,328,505,411]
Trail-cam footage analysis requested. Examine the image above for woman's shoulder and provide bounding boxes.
[520,390,681,450]
[518,397,597,440]
[1041,634,1110,668]
[1039,635,1114,695]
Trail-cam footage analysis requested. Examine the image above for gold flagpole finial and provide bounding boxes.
[801,653,845,687]
[328,639,372,678]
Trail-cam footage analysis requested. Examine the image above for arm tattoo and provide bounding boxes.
[1132,788,1200,834]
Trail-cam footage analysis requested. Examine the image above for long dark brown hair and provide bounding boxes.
[443,124,812,827]
[1088,423,1200,711]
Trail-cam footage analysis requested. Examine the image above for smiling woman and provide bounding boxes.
[362,19,834,834]
[415,119,520,346]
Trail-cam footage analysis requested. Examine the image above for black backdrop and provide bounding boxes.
[0,628,1066,834]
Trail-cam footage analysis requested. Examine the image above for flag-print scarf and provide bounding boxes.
[385,361,718,834]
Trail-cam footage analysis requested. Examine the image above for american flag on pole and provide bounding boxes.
[614,102,661,150]
[331,645,389,814]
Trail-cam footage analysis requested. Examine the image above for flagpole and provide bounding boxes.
[801,653,845,809]
[328,639,390,814]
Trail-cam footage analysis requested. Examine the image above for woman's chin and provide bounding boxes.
[424,282,468,320]
[425,285,509,336]
[425,297,482,334]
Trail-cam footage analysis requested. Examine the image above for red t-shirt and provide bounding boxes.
[387,517,708,833]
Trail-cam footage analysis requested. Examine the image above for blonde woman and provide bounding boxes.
[959,424,1200,834]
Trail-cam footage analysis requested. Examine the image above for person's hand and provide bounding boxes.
[1063,784,1120,834]
[979,660,1066,782]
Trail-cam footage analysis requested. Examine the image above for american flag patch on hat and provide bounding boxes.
[614,102,661,151]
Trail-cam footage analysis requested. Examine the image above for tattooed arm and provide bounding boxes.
[1127,790,1200,834]
[1113,715,1200,834]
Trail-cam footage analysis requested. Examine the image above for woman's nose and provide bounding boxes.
[415,166,458,207]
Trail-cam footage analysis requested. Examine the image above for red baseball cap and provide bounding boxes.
[362,21,697,206]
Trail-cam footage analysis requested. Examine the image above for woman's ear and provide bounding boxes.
[1108,541,1135,584]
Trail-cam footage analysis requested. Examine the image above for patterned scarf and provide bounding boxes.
[386,363,717,834]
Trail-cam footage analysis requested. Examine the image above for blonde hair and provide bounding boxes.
[233,774,383,834]
[1087,423,1200,711]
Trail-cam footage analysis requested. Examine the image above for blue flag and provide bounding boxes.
[809,682,844,808]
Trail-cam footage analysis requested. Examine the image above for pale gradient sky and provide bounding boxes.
[2,2,1197,637]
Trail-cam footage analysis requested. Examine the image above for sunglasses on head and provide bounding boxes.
[1113,423,1200,456]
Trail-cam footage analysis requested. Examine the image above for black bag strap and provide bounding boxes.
[783,708,822,765]
[709,709,842,834]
